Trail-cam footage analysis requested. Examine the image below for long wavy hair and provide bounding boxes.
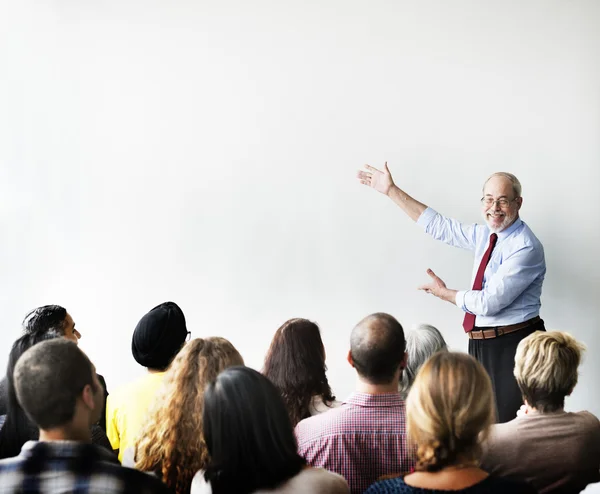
[134,337,244,494]
[262,318,335,426]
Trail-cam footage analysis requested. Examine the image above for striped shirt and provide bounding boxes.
[0,440,168,494]
[295,392,415,494]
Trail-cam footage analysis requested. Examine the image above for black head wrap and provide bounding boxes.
[131,302,187,370]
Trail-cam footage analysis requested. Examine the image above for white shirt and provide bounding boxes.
[191,467,349,494]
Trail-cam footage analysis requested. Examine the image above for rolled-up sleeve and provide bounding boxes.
[459,244,544,317]
[417,208,478,252]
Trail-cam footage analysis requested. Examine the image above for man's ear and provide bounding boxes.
[400,351,408,370]
[81,384,95,410]
[347,350,354,368]
[516,197,523,211]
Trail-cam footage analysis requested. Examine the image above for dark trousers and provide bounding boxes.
[468,318,546,424]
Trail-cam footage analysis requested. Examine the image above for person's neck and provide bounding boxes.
[523,402,564,415]
[356,378,399,395]
[38,425,91,443]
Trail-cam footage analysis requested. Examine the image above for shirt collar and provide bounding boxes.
[343,392,405,408]
[20,440,119,464]
[496,216,523,240]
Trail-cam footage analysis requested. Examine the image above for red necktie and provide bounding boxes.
[463,233,498,332]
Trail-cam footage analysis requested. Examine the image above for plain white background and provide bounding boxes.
[1,0,599,433]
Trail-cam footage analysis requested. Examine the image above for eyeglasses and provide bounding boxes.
[185,331,191,342]
[480,197,517,208]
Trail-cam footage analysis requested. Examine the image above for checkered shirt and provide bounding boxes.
[295,392,416,494]
[0,441,168,494]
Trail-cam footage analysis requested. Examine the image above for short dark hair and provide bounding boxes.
[262,318,335,426]
[14,339,97,430]
[22,305,68,336]
[350,312,406,384]
[0,331,61,459]
[203,366,306,494]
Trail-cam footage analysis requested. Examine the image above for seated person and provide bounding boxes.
[399,323,447,399]
[130,337,244,494]
[365,352,535,493]
[106,301,189,462]
[0,304,109,433]
[0,339,167,493]
[0,331,111,459]
[295,313,415,493]
[191,366,349,494]
[482,331,600,493]
[263,318,339,426]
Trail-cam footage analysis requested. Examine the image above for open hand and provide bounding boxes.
[357,162,394,195]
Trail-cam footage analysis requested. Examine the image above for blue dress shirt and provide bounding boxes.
[417,208,545,327]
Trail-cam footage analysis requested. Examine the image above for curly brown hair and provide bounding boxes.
[262,318,335,426]
[134,337,244,494]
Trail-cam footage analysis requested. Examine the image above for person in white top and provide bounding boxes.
[263,318,340,427]
[191,366,349,494]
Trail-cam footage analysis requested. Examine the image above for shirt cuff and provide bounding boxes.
[416,207,437,230]
[455,290,468,312]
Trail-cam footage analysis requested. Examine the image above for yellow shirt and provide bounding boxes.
[106,372,165,462]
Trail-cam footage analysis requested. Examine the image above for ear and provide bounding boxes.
[347,350,354,368]
[516,197,523,211]
[81,384,96,411]
[400,351,408,370]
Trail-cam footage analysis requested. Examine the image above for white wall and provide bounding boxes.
[1,0,599,417]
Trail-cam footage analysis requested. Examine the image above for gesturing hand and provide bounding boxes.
[357,162,394,196]
[418,269,457,304]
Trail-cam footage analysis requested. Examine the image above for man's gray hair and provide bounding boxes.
[483,172,522,198]
[400,324,448,397]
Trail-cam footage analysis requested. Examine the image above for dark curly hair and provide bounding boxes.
[262,318,335,426]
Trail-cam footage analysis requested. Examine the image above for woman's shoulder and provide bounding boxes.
[363,475,536,493]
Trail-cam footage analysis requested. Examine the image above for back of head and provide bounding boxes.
[400,324,448,395]
[131,301,188,371]
[203,366,305,494]
[407,352,495,472]
[22,305,67,336]
[514,331,585,413]
[263,318,335,426]
[135,337,244,493]
[13,339,97,431]
[350,313,406,385]
[0,331,61,459]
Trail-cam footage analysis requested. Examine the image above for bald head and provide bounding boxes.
[350,313,406,384]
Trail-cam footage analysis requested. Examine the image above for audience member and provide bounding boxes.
[399,324,447,399]
[0,304,109,432]
[192,366,349,494]
[106,301,188,461]
[482,331,600,493]
[130,337,244,494]
[295,312,414,493]
[0,339,168,493]
[263,318,338,426]
[0,331,111,459]
[365,352,535,493]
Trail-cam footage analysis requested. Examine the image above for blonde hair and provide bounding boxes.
[514,331,585,413]
[406,352,495,472]
[134,337,244,494]
[483,172,522,198]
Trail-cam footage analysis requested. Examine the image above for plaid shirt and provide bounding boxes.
[295,392,415,494]
[0,441,168,494]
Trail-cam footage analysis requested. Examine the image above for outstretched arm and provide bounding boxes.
[357,162,427,222]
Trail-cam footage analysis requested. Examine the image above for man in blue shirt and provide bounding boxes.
[357,163,546,423]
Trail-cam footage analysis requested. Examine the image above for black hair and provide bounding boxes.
[22,305,67,336]
[14,339,97,430]
[0,331,61,459]
[350,312,406,384]
[203,366,306,494]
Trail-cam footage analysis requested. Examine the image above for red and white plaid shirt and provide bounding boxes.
[295,392,416,494]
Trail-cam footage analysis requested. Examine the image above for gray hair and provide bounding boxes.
[483,172,522,198]
[400,324,448,396]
